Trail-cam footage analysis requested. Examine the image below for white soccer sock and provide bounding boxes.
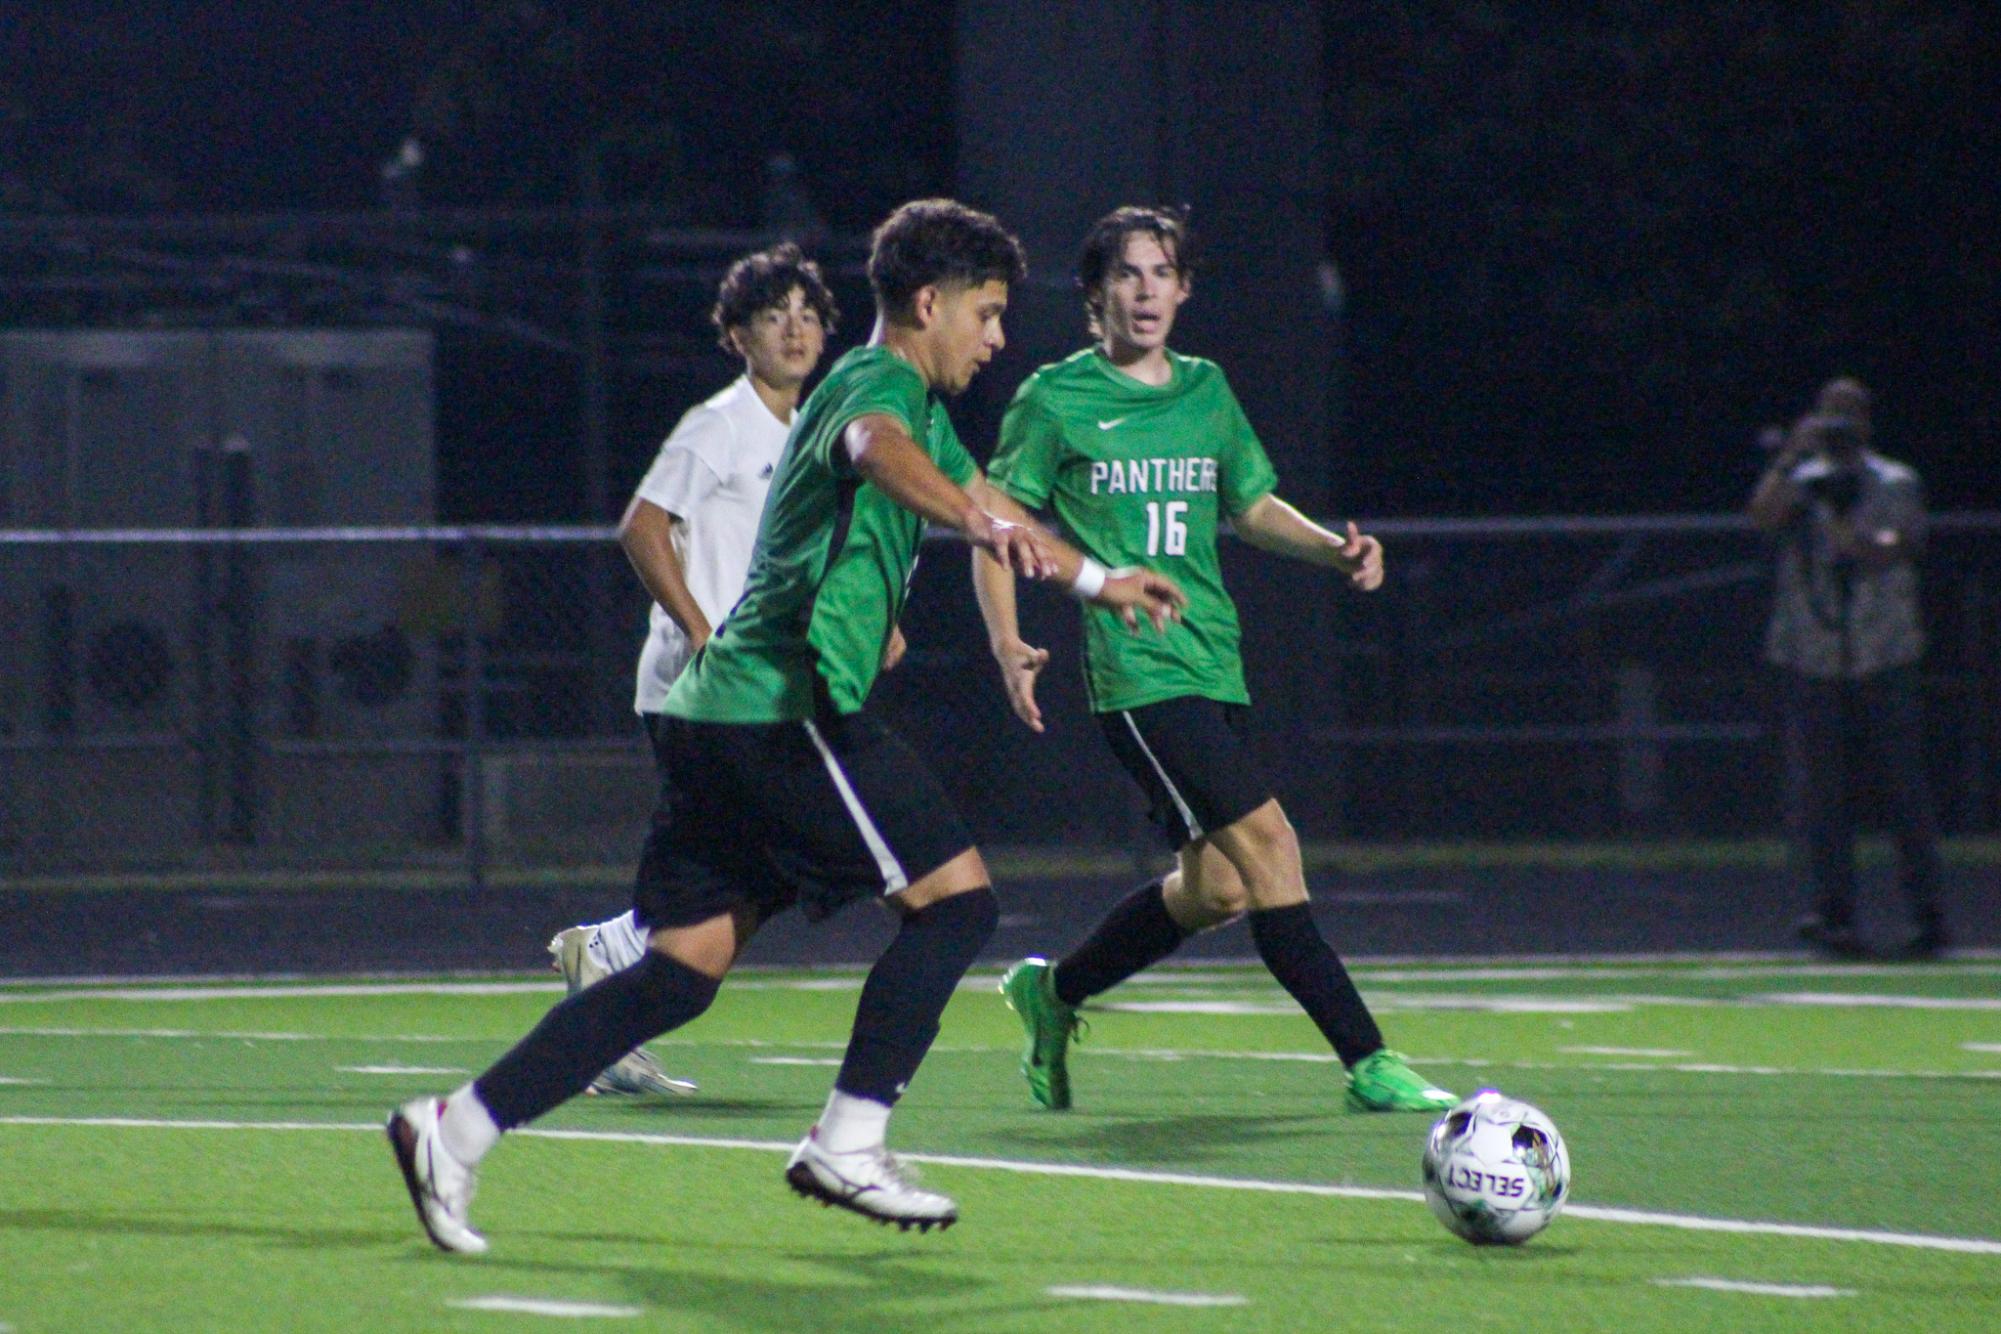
[594,911,649,972]
[815,1088,891,1155]
[440,1083,501,1167]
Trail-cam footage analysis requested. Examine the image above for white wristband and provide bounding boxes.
[1068,557,1108,601]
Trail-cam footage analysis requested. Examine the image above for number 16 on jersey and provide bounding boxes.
[1145,500,1188,557]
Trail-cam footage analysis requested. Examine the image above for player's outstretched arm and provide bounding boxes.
[618,495,714,646]
[970,536,1050,732]
[969,474,1186,627]
[844,414,1056,577]
[1232,494,1385,592]
[1086,562,1187,629]
[966,477,1186,731]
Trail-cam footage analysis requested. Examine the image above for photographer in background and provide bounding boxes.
[1748,377,1946,960]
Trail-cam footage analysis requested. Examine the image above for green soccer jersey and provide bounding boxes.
[665,345,977,722]
[990,347,1278,712]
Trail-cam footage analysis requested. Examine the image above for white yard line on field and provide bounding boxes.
[6,965,1998,1003]
[1046,1285,1247,1307]
[0,1025,324,1040]
[0,1024,857,1051]
[1758,993,2001,1011]
[1097,1001,1297,1016]
[1104,996,1673,1015]
[447,1296,643,1318]
[1090,1047,2001,1082]
[47,978,1993,1014]
[1356,960,2001,983]
[0,1026,467,1043]
[2,1115,1998,1257]
[4,952,1997,992]
[1651,1277,1854,1298]
[747,1057,841,1066]
[0,983,561,1004]
[7,1024,1996,1082]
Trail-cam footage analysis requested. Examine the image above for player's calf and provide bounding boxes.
[547,923,700,1096]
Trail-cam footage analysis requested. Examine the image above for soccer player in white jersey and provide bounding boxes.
[547,243,840,1096]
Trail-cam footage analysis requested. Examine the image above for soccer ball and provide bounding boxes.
[1420,1090,1569,1245]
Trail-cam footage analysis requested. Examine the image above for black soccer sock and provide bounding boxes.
[474,951,719,1130]
[1249,902,1385,1067]
[1052,879,1186,1007]
[834,886,998,1106]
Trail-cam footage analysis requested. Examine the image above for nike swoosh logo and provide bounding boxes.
[1097,417,1128,431]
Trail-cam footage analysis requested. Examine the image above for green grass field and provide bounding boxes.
[3,957,1998,1331]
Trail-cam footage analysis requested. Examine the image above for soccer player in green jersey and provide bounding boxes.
[974,205,1456,1116]
[387,199,1185,1252]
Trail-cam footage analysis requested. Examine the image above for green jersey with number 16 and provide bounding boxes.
[989,347,1277,713]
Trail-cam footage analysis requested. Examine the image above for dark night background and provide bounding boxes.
[3,0,1995,521]
[1324,3,2000,515]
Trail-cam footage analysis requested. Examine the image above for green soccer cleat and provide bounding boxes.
[1345,1049,1457,1113]
[1000,957,1083,1111]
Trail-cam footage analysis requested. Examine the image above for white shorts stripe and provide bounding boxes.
[802,720,909,893]
[1120,710,1203,839]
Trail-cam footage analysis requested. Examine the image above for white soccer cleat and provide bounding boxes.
[590,1046,699,1097]
[548,924,611,993]
[783,1128,957,1232]
[551,925,699,1098]
[386,1096,488,1255]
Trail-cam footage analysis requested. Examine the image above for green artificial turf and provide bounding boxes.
[2,958,1997,1331]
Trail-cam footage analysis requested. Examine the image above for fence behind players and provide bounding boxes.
[2,514,1996,886]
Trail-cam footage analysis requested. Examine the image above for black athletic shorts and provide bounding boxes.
[1098,695,1274,850]
[633,710,975,928]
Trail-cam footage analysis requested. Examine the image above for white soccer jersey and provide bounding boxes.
[631,375,791,712]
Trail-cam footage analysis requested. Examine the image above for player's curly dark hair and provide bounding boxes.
[866,199,1028,319]
[1076,204,1197,324]
[711,243,839,354]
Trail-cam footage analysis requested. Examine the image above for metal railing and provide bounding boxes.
[2,514,1996,884]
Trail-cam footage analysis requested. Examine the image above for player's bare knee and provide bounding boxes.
[1166,861,1248,927]
[1236,800,1300,858]
[1211,799,1291,860]
[1190,878,1250,921]
[647,916,738,979]
[894,846,990,914]
[1167,894,1241,932]
[1215,803,1308,909]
